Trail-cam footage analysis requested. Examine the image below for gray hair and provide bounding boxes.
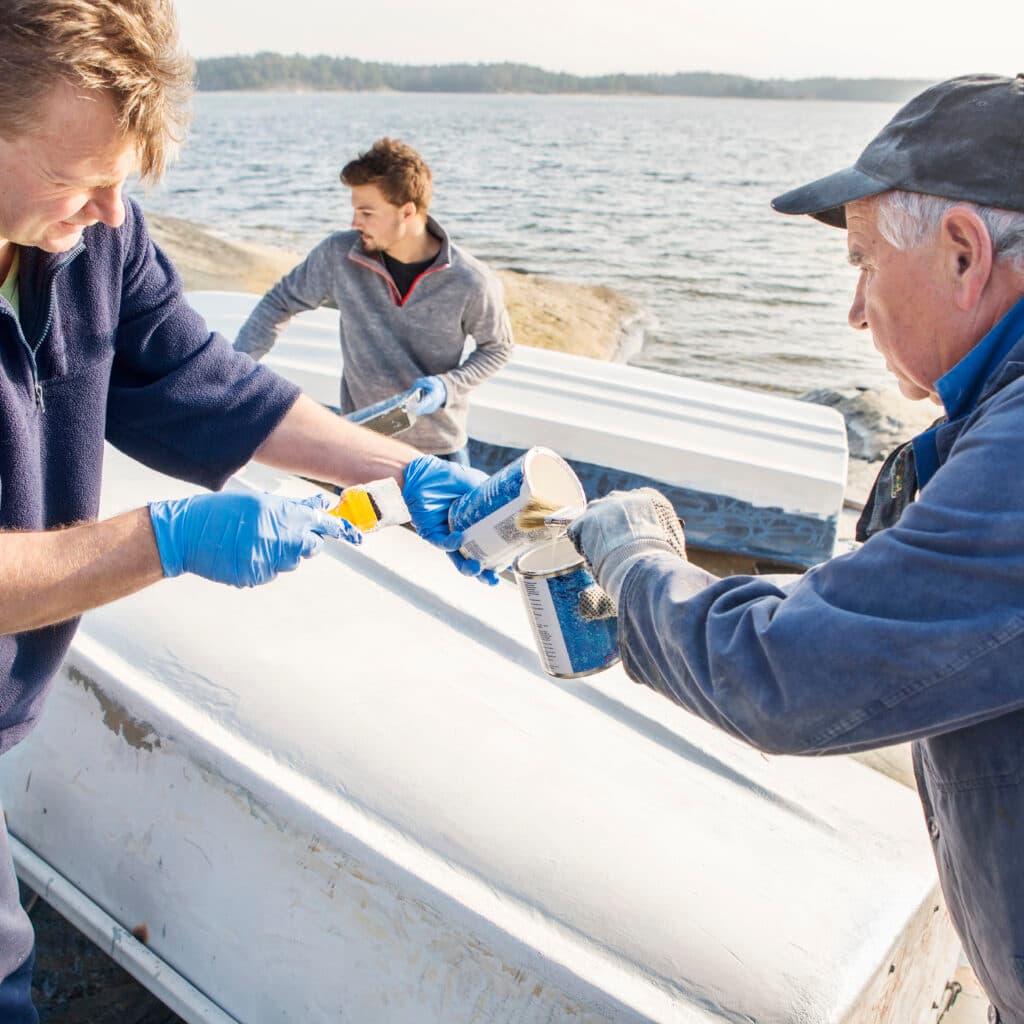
[875,191,1024,270]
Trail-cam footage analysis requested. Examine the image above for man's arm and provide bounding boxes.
[253,392,418,486]
[0,509,163,635]
[0,371,489,638]
[437,272,514,402]
[234,239,338,360]
[573,398,1024,757]
[0,491,349,636]
[254,394,499,583]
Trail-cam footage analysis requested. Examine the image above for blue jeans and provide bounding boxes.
[0,946,37,1024]
[438,446,471,468]
[0,810,37,1023]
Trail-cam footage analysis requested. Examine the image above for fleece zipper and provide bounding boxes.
[347,250,448,307]
[11,243,85,411]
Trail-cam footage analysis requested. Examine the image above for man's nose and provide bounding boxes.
[848,280,868,331]
[86,187,126,229]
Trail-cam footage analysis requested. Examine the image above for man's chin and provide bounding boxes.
[41,225,85,251]
[895,378,933,403]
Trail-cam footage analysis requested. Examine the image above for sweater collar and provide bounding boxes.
[349,215,451,269]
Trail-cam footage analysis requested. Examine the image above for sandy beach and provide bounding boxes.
[146,213,637,360]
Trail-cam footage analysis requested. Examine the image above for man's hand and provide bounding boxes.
[149,492,360,588]
[402,455,499,585]
[567,488,686,604]
[412,376,447,416]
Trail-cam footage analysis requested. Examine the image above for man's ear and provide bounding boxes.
[400,201,418,223]
[941,206,993,311]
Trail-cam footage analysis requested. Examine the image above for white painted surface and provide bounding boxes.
[0,449,957,1022]
[11,836,238,1024]
[188,290,848,519]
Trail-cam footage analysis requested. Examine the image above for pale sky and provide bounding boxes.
[172,0,1022,81]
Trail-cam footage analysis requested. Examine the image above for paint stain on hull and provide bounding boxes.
[66,665,162,752]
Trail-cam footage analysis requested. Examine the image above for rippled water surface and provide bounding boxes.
[137,91,901,396]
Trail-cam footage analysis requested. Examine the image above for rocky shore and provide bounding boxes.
[145,211,941,511]
[146,212,944,525]
[145,213,637,360]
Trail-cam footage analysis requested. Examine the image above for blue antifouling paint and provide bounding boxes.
[448,448,585,572]
[548,565,620,677]
[516,539,620,679]
[448,452,528,535]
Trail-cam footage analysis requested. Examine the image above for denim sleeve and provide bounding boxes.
[615,388,1024,756]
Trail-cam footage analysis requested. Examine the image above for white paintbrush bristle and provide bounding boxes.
[517,497,582,531]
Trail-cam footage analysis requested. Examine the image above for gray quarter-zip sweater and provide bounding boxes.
[234,217,514,455]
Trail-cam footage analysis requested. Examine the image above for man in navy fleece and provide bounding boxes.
[0,2,493,1017]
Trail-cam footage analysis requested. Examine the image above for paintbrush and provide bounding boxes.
[516,496,584,531]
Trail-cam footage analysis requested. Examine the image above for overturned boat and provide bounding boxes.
[186,291,850,571]
[0,295,962,1023]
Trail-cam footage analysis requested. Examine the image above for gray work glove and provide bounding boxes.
[567,488,687,606]
[578,584,616,622]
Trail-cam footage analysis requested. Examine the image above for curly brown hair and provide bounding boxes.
[340,138,433,213]
[0,0,194,181]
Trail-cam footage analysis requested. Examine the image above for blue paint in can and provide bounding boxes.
[515,537,620,679]
[448,446,584,572]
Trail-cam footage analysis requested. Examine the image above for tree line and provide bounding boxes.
[195,55,929,102]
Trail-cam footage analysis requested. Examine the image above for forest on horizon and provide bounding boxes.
[195,54,930,102]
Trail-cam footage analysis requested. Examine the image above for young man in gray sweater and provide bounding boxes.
[234,138,514,465]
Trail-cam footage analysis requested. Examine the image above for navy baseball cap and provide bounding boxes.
[771,73,1024,228]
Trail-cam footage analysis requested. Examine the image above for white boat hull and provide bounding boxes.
[0,440,958,1022]
[186,291,849,568]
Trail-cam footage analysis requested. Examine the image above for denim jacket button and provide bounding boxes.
[928,817,941,840]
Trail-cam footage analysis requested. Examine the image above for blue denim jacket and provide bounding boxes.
[616,294,1024,1019]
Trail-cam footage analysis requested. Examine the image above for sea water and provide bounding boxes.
[137,91,899,397]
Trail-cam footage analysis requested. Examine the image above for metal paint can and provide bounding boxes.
[514,537,620,679]
[448,446,585,572]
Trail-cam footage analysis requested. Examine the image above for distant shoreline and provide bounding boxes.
[195,56,930,103]
[193,88,907,103]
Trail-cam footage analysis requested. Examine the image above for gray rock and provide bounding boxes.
[801,386,942,461]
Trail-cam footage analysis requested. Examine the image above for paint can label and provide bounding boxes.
[448,447,584,571]
[515,538,620,679]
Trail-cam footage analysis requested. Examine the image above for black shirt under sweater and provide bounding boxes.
[382,251,435,299]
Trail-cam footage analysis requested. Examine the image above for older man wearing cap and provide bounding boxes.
[566,74,1024,1022]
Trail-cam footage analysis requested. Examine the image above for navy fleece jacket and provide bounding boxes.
[0,197,299,754]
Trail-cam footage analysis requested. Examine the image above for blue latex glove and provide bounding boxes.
[412,376,447,416]
[566,488,687,604]
[149,491,361,588]
[402,455,499,585]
